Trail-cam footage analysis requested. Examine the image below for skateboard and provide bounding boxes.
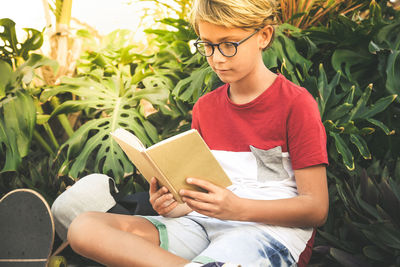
[0,189,67,267]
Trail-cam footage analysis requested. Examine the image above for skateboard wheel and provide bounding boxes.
[48,255,67,267]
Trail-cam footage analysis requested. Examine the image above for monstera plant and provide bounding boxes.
[40,19,201,191]
[41,70,170,182]
[0,18,60,173]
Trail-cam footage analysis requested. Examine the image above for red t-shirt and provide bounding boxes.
[191,73,328,170]
[190,74,327,264]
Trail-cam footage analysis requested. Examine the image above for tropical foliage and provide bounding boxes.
[0,0,399,265]
[38,18,201,194]
[314,157,400,266]
[277,0,369,29]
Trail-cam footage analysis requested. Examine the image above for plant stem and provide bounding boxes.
[33,130,55,156]
[35,98,60,149]
[50,97,74,137]
[44,123,60,149]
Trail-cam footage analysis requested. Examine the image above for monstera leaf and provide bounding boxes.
[0,18,43,64]
[41,73,170,182]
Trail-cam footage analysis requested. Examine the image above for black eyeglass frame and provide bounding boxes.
[194,28,261,58]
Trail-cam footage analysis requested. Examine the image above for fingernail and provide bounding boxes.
[179,189,185,195]
[187,178,193,183]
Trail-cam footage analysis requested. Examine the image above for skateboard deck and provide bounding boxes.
[0,189,66,267]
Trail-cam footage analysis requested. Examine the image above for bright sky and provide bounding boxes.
[1,0,174,37]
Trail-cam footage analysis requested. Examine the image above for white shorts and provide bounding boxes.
[142,215,296,267]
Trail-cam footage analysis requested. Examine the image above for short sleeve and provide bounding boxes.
[287,91,328,170]
[191,101,202,135]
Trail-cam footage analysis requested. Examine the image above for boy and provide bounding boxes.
[67,0,329,266]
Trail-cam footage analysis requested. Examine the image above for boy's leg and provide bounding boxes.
[67,211,190,267]
[189,220,296,267]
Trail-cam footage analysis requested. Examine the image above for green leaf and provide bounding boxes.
[386,51,400,96]
[355,187,382,221]
[325,103,353,122]
[3,90,36,158]
[348,84,372,121]
[332,49,372,82]
[18,28,44,60]
[341,121,359,134]
[323,120,344,133]
[138,75,172,105]
[173,64,214,103]
[60,116,135,182]
[0,117,21,172]
[12,54,58,88]
[366,118,394,135]
[316,64,329,115]
[0,19,44,61]
[388,176,400,203]
[364,224,400,250]
[317,230,352,251]
[362,246,390,261]
[376,21,400,50]
[368,41,382,54]
[262,24,311,79]
[350,134,371,160]
[357,94,397,119]
[330,132,354,170]
[329,247,367,267]
[0,60,12,98]
[142,120,159,144]
[48,74,160,181]
[36,114,51,125]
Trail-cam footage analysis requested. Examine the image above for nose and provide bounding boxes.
[211,47,226,63]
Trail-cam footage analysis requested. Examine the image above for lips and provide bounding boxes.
[216,69,230,73]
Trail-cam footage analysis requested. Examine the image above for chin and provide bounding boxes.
[216,73,235,84]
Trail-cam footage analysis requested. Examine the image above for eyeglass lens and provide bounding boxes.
[196,42,237,57]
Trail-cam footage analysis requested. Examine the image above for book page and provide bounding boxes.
[110,128,145,151]
[111,128,180,201]
[148,129,196,150]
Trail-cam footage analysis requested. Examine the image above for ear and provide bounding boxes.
[258,25,274,50]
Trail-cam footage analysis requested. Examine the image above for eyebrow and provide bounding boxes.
[200,35,242,42]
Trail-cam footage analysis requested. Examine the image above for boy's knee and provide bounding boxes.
[67,211,99,252]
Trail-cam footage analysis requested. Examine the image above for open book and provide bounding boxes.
[110,128,232,203]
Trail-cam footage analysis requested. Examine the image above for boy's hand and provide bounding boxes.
[179,178,241,220]
[149,177,178,216]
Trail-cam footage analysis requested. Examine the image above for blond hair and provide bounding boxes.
[190,0,278,35]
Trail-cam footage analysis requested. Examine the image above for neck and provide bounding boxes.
[229,62,277,105]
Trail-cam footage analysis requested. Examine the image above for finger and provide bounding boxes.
[155,195,176,214]
[155,193,174,207]
[183,197,215,213]
[180,189,211,203]
[186,178,218,193]
[159,201,178,216]
[154,193,174,210]
[149,177,159,194]
[150,186,169,205]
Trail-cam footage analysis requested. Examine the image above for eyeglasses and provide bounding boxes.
[194,29,260,57]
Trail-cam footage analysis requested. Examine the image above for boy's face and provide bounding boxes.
[197,21,271,84]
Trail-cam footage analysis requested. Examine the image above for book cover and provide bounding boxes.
[110,128,232,203]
